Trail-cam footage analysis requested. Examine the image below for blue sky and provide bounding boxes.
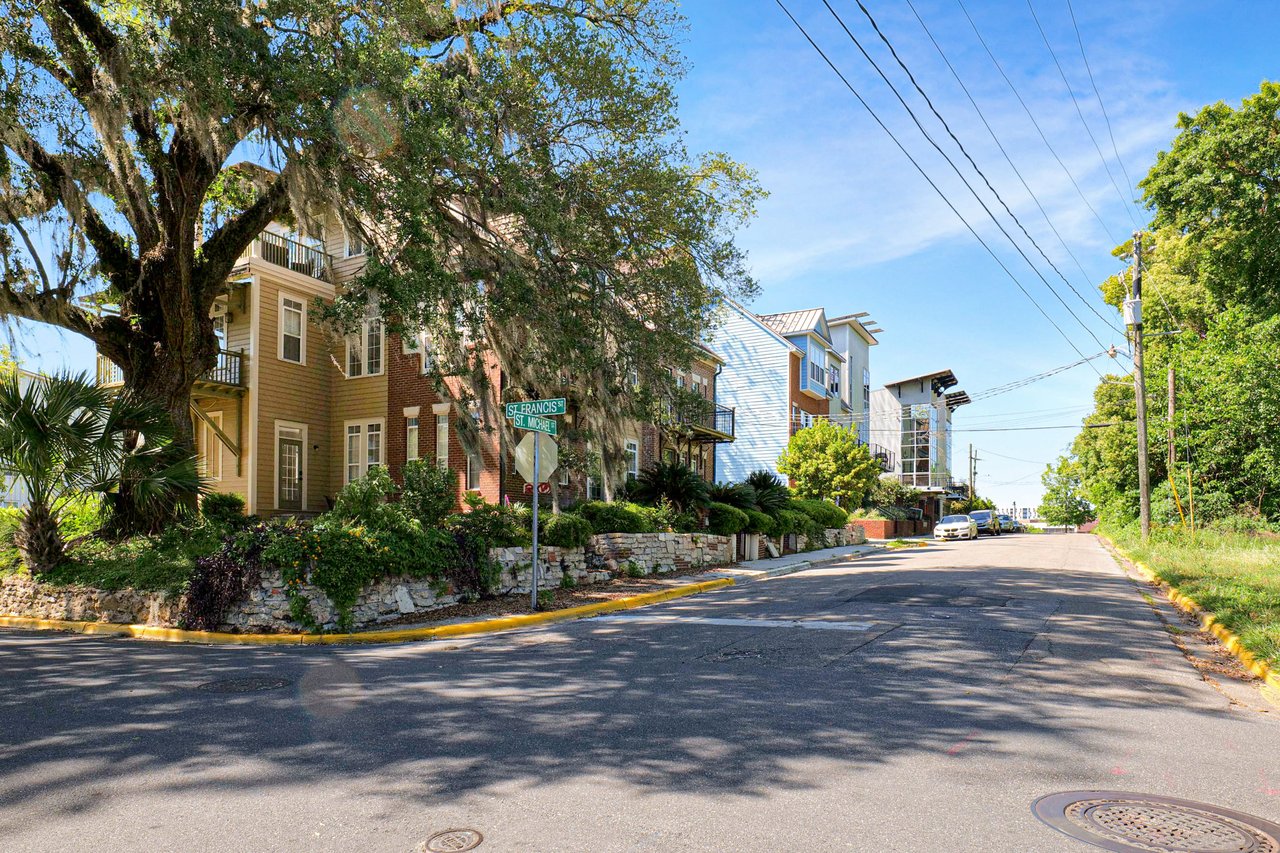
[674,0,1280,510]
[14,1,1279,511]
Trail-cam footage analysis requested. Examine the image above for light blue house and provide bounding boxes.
[708,302,855,483]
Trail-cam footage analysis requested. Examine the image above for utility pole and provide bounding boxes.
[1127,232,1151,539]
[968,443,976,503]
[1167,366,1176,472]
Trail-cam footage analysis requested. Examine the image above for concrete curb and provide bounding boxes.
[1101,535,1280,694]
[712,545,887,583]
[0,577,736,647]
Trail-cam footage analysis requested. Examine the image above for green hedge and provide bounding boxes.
[575,500,654,534]
[707,502,749,536]
[791,499,848,529]
[541,513,594,548]
[743,509,775,536]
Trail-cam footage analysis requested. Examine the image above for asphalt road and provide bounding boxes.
[3,534,1278,852]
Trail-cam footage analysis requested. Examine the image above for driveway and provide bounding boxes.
[2,534,1277,852]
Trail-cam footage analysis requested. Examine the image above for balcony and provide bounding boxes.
[239,231,332,280]
[898,471,965,494]
[97,349,247,398]
[869,443,895,473]
[683,402,735,442]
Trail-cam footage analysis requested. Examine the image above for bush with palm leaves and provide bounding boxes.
[707,481,758,511]
[743,470,790,515]
[0,372,202,573]
[627,460,711,513]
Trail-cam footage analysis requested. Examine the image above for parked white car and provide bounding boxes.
[934,514,978,541]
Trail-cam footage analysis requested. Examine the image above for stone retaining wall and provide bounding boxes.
[1,531,740,633]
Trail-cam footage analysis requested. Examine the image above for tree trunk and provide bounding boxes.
[17,500,66,575]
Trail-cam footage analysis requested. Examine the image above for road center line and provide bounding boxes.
[594,614,878,632]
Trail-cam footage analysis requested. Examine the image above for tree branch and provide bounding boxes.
[196,165,294,299]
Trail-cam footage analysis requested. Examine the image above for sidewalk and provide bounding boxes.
[710,542,885,583]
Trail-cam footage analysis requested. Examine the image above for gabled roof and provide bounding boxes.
[758,308,832,345]
[708,299,805,356]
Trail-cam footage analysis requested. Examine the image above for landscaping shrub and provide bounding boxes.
[180,523,271,631]
[541,513,593,548]
[744,470,790,513]
[446,494,529,547]
[707,482,758,511]
[792,499,848,529]
[0,507,20,571]
[707,502,749,536]
[575,500,653,534]
[329,466,404,529]
[400,461,458,527]
[627,500,674,532]
[773,509,819,539]
[743,509,776,536]
[627,460,711,512]
[201,493,247,526]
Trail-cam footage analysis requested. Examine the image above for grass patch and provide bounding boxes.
[1104,524,1280,670]
[885,538,929,550]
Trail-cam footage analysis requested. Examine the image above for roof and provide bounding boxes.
[758,308,832,344]
[828,312,881,345]
[885,368,959,393]
[945,391,971,410]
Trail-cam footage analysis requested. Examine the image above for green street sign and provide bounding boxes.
[505,398,566,418]
[511,411,557,435]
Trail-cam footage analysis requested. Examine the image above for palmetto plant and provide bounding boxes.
[744,470,791,514]
[628,460,711,513]
[0,372,201,573]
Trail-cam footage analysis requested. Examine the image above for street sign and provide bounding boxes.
[513,432,557,484]
[505,398,566,418]
[511,411,557,436]
[523,482,552,495]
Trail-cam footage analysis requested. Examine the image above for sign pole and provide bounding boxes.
[530,434,541,610]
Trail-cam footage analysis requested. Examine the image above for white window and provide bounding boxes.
[466,453,481,491]
[200,412,223,481]
[279,293,305,364]
[586,477,603,501]
[406,417,419,462]
[345,224,365,258]
[435,414,449,468]
[344,420,384,483]
[558,466,570,487]
[346,317,383,378]
[625,440,640,480]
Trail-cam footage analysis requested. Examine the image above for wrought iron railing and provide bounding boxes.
[96,350,245,388]
[240,231,331,280]
[869,442,895,473]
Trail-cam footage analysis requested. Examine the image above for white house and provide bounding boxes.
[709,302,882,484]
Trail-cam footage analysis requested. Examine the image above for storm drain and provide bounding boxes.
[196,677,291,694]
[1033,791,1280,852]
[418,829,483,852]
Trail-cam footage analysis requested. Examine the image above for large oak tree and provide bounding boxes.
[0,1,760,498]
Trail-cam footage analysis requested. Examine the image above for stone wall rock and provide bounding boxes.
[1,531,738,634]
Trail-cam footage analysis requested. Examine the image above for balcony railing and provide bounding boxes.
[97,350,246,390]
[869,442,895,473]
[687,402,734,438]
[898,471,964,491]
[240,231,332,280]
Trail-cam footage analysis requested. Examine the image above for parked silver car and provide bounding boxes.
[968,509,1002,536]
[997,514,1016,533]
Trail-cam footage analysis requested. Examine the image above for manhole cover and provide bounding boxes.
[1033,791,1280,852]
[197,677,291,694]
[418,829,483,852]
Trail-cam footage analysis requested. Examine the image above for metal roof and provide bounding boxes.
[758,308,830,342]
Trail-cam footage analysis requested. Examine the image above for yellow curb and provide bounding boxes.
[1100,535,1280,694]
[0,577,736,647]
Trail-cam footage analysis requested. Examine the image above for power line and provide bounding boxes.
[816,1,1110,371]
[954,0,1122,245]
[773,0,1104,378]
[1024,0,1140,229]
[968,350,1110,400]
[978,447,1050,464]
[844,0,1118,352]
[1064,0,1138,207]
[903,0,1123,337]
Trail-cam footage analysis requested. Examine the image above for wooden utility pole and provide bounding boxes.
[1128,232,1152,539]
[1167,366,1176,472]
[968,443,976,503]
